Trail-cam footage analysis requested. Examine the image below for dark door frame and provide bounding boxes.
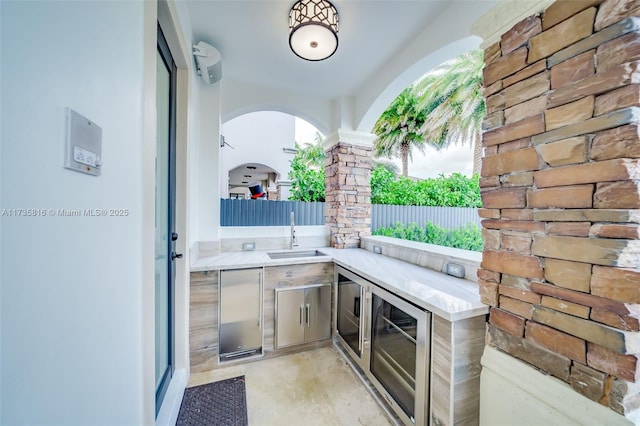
[155,23,178,416]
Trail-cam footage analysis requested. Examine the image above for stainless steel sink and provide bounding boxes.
[267,250,327,260]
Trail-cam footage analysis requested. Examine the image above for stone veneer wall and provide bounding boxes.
[325,142,373,248]
[479,0,640,418]
[267,187,279,200]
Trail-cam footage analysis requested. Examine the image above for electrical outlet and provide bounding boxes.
[373,245,382,254]
[242,242,256,251]
[445,263,465,278]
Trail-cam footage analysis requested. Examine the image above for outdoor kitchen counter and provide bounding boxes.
[190,247,487,321]
[325,247,487,321]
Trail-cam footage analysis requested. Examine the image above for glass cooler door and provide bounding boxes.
[336,272,364,358]
[368,289,430,425]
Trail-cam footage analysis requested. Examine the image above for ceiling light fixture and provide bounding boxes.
[289,0,339,61]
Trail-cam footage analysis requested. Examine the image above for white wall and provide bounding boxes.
[222,79,333,135]
[173,1,223,246]
[195,84,222,243]
[175,2,201,248]
[1,1,152,424]
[480,347,635,426]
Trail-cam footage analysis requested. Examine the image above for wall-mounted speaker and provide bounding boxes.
[193,41,222,85]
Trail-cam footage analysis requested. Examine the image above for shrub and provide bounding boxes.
[288,151,482,207]
[373,221,483,252]
[370,165,481,207]
[288,141,325,202]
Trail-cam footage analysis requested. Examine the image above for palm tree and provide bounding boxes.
[414,49,485,174]
[372,50,484,177]
[372,88,428,177]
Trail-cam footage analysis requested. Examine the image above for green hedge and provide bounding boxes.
[288,141,326,202]
[371,166,481,207]
[289,158,482,207]
[373,221,483,252]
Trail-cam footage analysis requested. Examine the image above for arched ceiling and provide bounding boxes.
[184,0,500,133]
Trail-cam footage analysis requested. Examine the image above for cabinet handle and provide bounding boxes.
[306,304,311,328]
[358,287,364,352]
[258,272,263,329]
[300,305,304,326]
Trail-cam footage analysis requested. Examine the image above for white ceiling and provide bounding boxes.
[228,162,278,188]
[184,1,488,101]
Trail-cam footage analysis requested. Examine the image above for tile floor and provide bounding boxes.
[188,345,394,426]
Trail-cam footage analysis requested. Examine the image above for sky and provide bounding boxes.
[295,118,475,179]
[398,144,474,178]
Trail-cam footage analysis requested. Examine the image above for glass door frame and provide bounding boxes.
[366,283,430,426]
[155,23,177,416]
[334,266,371,370]
[334,266,431,426]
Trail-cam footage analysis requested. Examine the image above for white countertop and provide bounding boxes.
[191,247,488,321]
[190,249,333,271]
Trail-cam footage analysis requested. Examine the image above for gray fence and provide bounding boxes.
[371,204,481,230]
[220,199,325,226]
[220,199,481,229]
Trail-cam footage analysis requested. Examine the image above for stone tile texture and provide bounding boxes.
[481,1,640,419]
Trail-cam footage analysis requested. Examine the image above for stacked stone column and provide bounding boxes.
[324,131,374,248]
[267,188,279,200]
[480,0,640,418]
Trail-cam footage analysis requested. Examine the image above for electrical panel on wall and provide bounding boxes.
[64,108,102,176]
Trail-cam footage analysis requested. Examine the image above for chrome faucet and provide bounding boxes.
[290,211,298,249]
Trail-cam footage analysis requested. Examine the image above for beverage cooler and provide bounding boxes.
[335,266,431,426]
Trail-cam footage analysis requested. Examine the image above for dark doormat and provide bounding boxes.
[177,376,248,426]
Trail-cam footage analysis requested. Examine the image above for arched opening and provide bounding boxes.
[227,163,279,199]
[220,111,323,200]
[358,45,485,252]
[355,36,484,132]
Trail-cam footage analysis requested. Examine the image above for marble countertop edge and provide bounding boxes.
[190,248,333,272]
[190,247,488,321]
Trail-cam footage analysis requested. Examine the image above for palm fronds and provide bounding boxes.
[371,49,485,176]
